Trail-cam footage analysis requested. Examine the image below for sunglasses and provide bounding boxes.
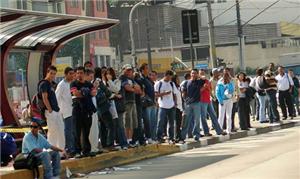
[30,125,39,129]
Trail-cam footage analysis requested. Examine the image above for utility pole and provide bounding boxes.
[207,0,217,68]
[236,0,245,71]
[84,0,91,65]
[187,12,195,69]
[146,7,153,71]
[129,0,144,68]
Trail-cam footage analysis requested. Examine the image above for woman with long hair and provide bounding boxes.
[103,67,128,149]
[216,73,235,134]
[237,72,250,130]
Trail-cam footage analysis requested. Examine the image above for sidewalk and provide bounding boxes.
[1,118,299,179]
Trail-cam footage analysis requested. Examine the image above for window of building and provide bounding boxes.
[96,0,105,12]
[82,0,85,10]
[99,31,103,39]
[100,55,105,67]
[105,56,111,67]
[90,32,96,39]
[99,31,107,40]
[103,31,107,40]
[17,0,27,10]
[71,0,78,8]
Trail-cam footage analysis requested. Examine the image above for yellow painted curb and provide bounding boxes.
[1,144,180,179]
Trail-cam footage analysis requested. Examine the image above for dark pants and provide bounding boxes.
[142,107,151,139]
[212,100,219,117]
[267,89,280,123]
[256,97,260,120]
[279,90,294,118]
[175,108,182,140]
[63,116,76,154]
[99,111,115,147]
[238,98,250,130]
[231,102,238,129]
[73,105,92,155]
[132,101,145,144]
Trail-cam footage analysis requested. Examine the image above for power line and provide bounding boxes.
[242,0,281,27]
[212,0,245,21]
[282,0,300,5]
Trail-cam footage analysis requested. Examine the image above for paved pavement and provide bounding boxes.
[81,126,300,179]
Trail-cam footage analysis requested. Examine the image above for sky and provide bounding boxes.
[174,0,300,26]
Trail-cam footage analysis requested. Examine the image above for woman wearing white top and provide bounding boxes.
[237,72,250,130]
[172,75,183,140]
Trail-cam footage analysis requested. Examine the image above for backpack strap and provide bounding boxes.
[158,81,163,99]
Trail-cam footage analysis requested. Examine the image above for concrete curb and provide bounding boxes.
[1,120,299,179]
[177,120,300,153]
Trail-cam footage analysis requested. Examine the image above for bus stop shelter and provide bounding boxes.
[0,8,119,126]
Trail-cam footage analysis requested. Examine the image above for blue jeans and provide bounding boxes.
[199,102,210,135]
[181,102,201,140]
[256,94,267,122]
[116,113,128,147]
[63,116,76,154]
[266,89,280,123]
[157,107,176,140]
[207,102,223,134]
[143,106,157,140]
[37,151,60,179]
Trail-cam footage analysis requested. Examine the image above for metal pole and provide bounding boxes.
[146,7,153,71]
[207,0,217,68]
[236,0,245,71]
[129,1,144,68]
[170,37,175,63]
[187,13,194,69]
[19,69,25,100]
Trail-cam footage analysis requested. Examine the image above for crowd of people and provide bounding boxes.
[21,61,300,179]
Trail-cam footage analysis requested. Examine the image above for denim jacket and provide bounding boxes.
[216,79,234,105]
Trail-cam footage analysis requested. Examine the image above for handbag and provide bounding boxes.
[141,95,155,108]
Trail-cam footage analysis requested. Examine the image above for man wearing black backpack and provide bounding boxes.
[154,70,177,144]
[22,120,65,179]
[39,66,65,153]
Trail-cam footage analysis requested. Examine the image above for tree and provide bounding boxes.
[57,37,83,67]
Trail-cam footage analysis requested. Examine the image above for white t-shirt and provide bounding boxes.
[275,73,294,91]
[154,80,175,109]
[55,79,73,119]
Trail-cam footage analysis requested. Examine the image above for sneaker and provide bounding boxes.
[178,140,185,144]
[194,137,200,142]
[122,146,128,150]
[89,152,96,157]
[74,153,82,159]
[129,143,137,148]
[147,139,154,144]
[168,140,176,145]
[218,131,227,136]
[204,133,213,137]
[51,176,60,179]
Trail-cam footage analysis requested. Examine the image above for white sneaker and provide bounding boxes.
[148,139,153,144]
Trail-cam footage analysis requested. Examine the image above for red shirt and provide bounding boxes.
[200,79,211,103]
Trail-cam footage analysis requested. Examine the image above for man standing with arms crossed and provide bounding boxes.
[179,69,205,143]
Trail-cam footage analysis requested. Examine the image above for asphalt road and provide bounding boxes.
[79,126,300,179]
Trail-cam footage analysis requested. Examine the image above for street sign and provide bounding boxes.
[181,9,199,44]
[195,63,208,69]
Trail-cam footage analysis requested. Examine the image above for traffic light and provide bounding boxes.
[149,0,173,5]
[217,57,226,67]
